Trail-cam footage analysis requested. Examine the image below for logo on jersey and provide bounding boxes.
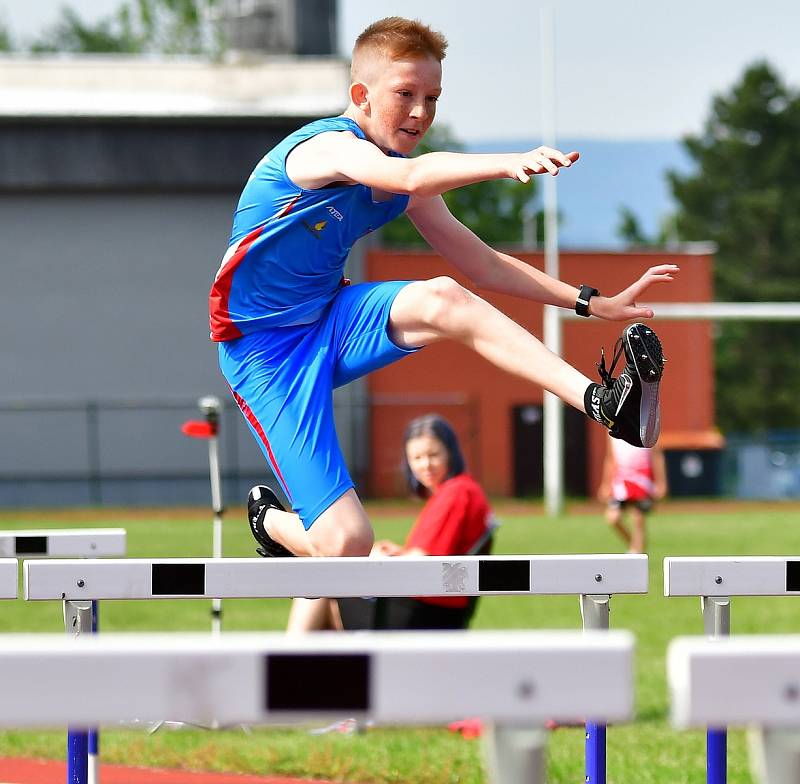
[301,219,327,239]
[326,205,344,221]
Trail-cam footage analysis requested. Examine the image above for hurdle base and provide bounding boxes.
[749,728,800,784]
[483,723,546,784]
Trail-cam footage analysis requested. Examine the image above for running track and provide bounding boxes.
[0,758,334,784]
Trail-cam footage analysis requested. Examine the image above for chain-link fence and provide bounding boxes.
[0,398,277,508]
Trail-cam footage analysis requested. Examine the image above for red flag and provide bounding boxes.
[181,420,217,439]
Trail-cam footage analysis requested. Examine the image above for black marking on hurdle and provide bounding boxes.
[151,563,206,596]
[786,561,800,592]
[14,536,47,556]
[266,654,371,712]
[478,559,531,592]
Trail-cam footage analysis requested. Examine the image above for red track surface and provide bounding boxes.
[0,758,333,784]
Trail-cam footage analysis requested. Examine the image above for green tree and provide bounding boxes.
[381,126,541,248]
[616,207,678,248]
[30,0,218,55]
[0,10,14,51]
[669,62,800,432]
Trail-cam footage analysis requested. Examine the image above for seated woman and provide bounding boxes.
[287,413,495,632]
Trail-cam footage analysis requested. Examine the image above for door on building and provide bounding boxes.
[512,404,588,497]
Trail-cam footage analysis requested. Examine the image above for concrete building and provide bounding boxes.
[0,52,356,506]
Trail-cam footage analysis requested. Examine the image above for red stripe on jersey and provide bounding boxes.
[231,390,293,503]
[209,225,264,342]
[208,193,301,342]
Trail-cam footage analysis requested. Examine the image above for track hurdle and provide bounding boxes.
[24,553,647,784]
[664,556,800,784]
[5,527,126,784]
[668,635,800,784]
[0,528,126,558]
[0,630,635,784]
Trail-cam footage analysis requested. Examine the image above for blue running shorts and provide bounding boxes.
[219,280,420,529]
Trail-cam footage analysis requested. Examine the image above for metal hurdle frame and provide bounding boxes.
[25,553,648,784]
[668,635,800,784]
[664,556,800,784]
[5,527,127,784]
[0,558,17,598]
[0,630,635,784]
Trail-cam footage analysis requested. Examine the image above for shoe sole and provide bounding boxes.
[624,324,664,448]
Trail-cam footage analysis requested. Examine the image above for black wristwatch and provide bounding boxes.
[575,284,599,317]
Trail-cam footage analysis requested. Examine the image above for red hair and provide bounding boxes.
[353,16,448,66]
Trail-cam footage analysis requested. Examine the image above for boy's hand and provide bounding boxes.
[511,147,579,181]
[589,264,680,321]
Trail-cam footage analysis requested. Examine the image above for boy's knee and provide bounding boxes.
[314,527,373,557]
[419,276,472,330]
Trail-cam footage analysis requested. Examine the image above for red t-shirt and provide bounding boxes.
[404,473,491,608]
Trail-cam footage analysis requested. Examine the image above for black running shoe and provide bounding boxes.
[586,323,664,448]
[247,485,295,558]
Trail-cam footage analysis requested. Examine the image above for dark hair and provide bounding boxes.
[401,413,466,498]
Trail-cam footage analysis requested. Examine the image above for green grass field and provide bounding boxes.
[0,500,798,783]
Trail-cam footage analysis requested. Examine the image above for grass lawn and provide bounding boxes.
[0,499,798,783]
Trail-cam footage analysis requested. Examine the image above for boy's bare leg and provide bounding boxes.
[287,598,343,632]
[265,488,374,557]
[605,506,631,547]
[629,508,647,554]
[389,278,593,410]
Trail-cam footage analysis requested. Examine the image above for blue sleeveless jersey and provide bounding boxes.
[209,116,410,341]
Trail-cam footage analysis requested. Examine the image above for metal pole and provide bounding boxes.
[540,3,563,518]
[581,594,610,784]
[702,596,730,784]
[199,396,224,636]
[88,601,99,784]
[64,600,93,784]
[484,723,546,784]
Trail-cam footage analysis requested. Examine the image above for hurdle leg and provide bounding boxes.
[749,729,800,784]
[484,724,546,784]
[88,601,100,784]
[702,596,730,784]
[581,594,610,784]
[64,600,94,784]
[208,428,223,636]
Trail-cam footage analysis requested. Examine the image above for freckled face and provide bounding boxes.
[406,434,449,493]
[361,54,442,155]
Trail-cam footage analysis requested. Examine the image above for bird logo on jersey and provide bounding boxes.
[302,219,327,239]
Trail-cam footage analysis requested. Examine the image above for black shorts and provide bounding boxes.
[609,497,653,513]
[337,596,476,631]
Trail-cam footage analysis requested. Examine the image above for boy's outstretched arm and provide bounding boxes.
[407,195,679,321]
[285,131,578,196]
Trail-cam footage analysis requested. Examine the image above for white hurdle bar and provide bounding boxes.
[24,554,648,600]
[0,528,126,558]
[665,556,800,598]
[664,556,800,784]
[668,636,800,784]
[0,558,17,598]
[0,630,635,784]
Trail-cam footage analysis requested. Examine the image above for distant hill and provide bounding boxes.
[467,138,695,249]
